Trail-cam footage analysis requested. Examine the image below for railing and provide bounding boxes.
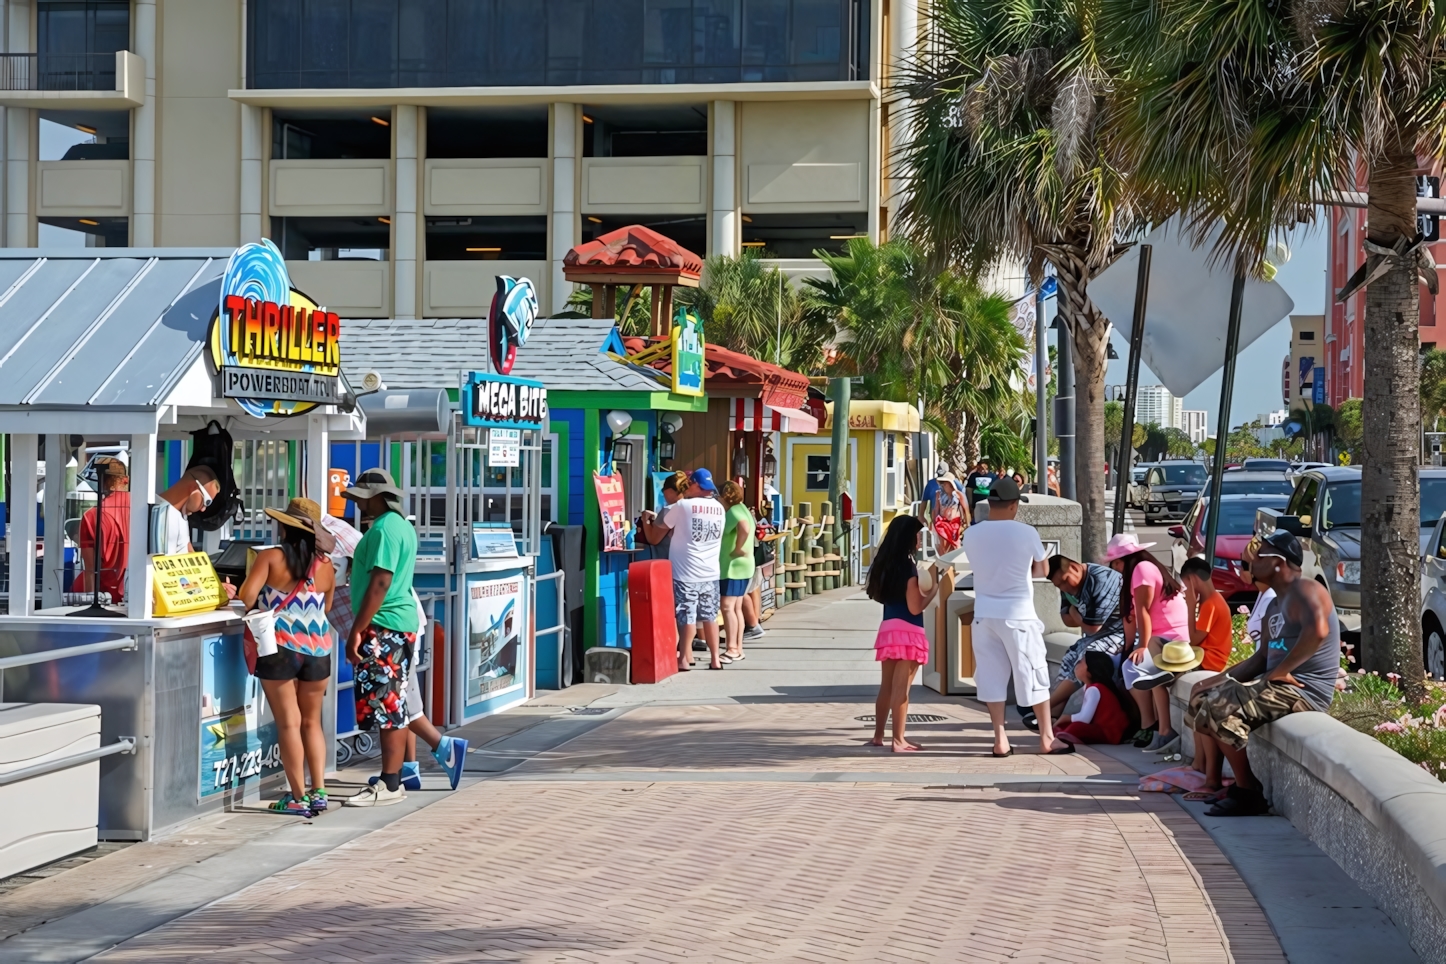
[0,637,139,787]
[535,568,566,690]
[0,52,118,92]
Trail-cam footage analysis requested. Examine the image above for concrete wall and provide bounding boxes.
[425,159,548,215]
[740,101,870,213]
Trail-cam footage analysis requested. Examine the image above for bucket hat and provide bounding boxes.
[343,467,404,507]
[1154,639,1206,673]
[264,497,337,554]
[1100,532,1156,563]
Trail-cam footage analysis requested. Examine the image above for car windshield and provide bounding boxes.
[1161,464,1207,485]
[1317,477,1446,528]
[1217,477,1295,497]
[1204,497,1289,535]
[1132,469,1147,481]
[1245,460,1291,472]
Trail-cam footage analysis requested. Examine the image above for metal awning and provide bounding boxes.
[729,397,819,434]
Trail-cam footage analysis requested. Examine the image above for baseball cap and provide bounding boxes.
[1257,530,1303,567]
[987,476,1029,503]
[689,468,718,493]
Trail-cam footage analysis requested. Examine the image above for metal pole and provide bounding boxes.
[1112,245,1152,536]
[1033,285,1048,492]
[1057,309,1076,500]
[1204,267,1247,563]
[827,376,851,582]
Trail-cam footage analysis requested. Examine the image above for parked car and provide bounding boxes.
[1419,518,1446,680]
[1258,465,1446,638]
[1170,493,1292,605]
[1141,461,1208,524]
[1210,471,1295,499]
[1128,462,1158,509]
[1239,458,1292,473]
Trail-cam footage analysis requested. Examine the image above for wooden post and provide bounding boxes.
[590,284,605,319]
[660,284,675,331]
[603,284,617,320]
[649,284,663,336]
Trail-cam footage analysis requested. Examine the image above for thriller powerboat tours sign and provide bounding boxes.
[209,240,342,416]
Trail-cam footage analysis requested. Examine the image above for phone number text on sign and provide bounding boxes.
[211,740,283,792]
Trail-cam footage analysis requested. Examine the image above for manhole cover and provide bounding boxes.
[855,714,947,724]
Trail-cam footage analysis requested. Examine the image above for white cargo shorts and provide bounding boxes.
[972,616,1051,707]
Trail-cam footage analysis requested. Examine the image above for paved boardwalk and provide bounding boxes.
[75,587,1289,963]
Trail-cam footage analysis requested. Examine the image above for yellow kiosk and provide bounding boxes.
[782,400,920,564]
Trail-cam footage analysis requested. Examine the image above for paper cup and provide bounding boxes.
[244,609,278,658]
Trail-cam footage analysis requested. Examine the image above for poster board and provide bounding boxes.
[459,567,530,719]
[152,551,224,616]
[594,472,629,551]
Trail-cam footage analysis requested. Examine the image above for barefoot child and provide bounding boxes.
[865,515,950,752]
[1055,651,1131,745]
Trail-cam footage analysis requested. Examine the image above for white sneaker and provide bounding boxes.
[344,783,407,807]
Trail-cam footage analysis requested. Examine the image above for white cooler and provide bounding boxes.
[0,703,101,878]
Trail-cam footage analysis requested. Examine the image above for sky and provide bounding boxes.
[1045,221,1327,434]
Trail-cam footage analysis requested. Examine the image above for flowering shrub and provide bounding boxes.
[1228,610,1254,668]
[1332,672,1446,783]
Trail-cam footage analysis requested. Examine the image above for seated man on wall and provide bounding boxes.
[1185,530,1341,817]
[1029,554,1125,731]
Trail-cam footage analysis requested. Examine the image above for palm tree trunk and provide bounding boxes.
[1050,246,1112,562]
[1361,141,1426,703]
[943,408,969,476]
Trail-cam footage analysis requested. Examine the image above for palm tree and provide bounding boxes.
[808,238,1024,469]
[1422,348,1446,432]
[1109,0,1446,697]
[897,0,1142,561]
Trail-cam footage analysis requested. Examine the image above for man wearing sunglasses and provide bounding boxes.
[151,465,221,556]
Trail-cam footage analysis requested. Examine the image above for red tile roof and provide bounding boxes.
[563,225,703,284]
[621,335,811,410]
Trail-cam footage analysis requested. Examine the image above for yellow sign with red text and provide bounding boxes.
[152,551,224,616]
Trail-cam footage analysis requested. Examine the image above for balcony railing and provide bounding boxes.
[0,52,118,92]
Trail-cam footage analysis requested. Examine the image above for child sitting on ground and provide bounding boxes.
[1055,651,1131,745]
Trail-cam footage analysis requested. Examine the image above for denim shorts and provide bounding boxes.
[719,577,750,598]
[674,579,720,625]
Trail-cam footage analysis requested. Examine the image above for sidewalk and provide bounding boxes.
[0,586,1413,962]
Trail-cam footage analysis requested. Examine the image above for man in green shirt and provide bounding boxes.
[342,468,464,806]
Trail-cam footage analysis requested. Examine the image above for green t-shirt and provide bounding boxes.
[352,510,419,633]
[720,503,756,581]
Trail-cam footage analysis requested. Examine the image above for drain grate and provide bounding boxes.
[856,714,948,724]
[568,707,610,716]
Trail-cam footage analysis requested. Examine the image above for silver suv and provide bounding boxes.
[1142,461,1208,524]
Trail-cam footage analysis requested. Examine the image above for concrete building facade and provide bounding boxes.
[0,0,919,318]
[1182,409,1207,444]
[1134,384,1183,431]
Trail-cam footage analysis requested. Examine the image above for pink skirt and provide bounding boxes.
[875,618,930,664]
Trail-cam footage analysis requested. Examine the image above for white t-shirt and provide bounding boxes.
[1247,588,1276,646]
[149,502,190,555]
[961,519,1046,620]
[661,497,726,583]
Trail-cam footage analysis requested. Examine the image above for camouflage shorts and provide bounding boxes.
[1186,678,1313,750]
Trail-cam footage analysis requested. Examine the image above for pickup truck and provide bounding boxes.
[1257,465,1446,645]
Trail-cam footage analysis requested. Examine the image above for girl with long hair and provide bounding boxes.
[1101,534,1189,751]
[865,515,951,752]
[1054,651,1131,745]
[238,499,337,815]
[717,480,755,663]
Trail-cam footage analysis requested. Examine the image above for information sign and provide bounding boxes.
[152,551,224,616]
[489,428,521,467]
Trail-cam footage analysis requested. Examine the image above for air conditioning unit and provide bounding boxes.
[583,647,630,685]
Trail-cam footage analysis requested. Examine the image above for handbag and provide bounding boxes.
[244,556,319,674]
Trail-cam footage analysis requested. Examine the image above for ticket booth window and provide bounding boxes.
[805,454,831,490]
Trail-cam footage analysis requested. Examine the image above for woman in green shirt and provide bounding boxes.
[719,481,756,663]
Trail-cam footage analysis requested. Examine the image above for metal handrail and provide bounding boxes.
[0,637,135,671]
[0,52,119,92]
[534,569,566,688]
[0,737,135,788]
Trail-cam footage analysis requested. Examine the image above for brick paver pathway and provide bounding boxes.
[91,591,1285,962]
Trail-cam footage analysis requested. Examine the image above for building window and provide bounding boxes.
[740,212,868,257]
[272,112,392,160]
[39,216,127,247]
[39,112,128,160]
[805,454,830,490]
[425,216,547,260]
[584,214,707,258]
[581,104,708,157]
[247,0,868,89]
[31,0,128,91]
[428,107,549,158]
[273,217,390,261]
[1299,330,1314,341]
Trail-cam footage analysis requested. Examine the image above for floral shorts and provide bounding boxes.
[354,626,415,731]
[673,579,720,625]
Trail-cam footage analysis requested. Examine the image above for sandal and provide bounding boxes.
[991,747,1013,758]
[1045,741,1076,755]
[1206,786,1268,817]
[707,662,724,670]
[1183,789,1227,803]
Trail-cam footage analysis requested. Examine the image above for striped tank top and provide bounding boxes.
[259,579,332,657]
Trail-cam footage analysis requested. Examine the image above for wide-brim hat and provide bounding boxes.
[343,467,404,506]
[1154,639,1206,673]
[1100,532,1156,563]
[264,498,336,554]
[937,471,960,487]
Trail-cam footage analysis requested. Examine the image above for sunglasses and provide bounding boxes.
[195,479,214,509]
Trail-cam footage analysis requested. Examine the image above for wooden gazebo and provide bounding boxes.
[563,225,702,335]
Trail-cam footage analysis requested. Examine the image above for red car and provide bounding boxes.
[1168,492,1291,605]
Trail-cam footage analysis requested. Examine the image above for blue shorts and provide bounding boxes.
[719,578,750,598]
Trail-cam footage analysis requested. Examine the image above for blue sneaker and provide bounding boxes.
[367,760,422,792]
[432,735,468,791]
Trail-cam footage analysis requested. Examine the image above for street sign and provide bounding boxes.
[488,428,521,467]
[1313,367,1326,405]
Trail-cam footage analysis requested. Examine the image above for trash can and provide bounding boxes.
[627,559,676,684]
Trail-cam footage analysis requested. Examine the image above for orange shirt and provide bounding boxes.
[1195,591,1233,671]
[77,492,130,602]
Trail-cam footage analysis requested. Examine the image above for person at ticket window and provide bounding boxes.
[76,457,130,602]
[148,465,235,603]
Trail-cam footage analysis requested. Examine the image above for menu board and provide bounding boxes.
[152,551,223,616]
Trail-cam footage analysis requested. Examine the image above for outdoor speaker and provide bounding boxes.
[583,647,631,685]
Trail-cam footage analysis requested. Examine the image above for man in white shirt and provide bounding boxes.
[151,465,221,555]
[639,468,726,671]
[961,477,1071,756]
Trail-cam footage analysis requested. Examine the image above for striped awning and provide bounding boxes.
[730,397,819,434]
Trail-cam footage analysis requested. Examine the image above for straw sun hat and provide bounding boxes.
[264,498,336,554]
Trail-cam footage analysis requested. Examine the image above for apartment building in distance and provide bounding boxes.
[1134,384,1183,431]
[1282,313,1325,409]
[0,0,922,318]
[1181,409,1207,445]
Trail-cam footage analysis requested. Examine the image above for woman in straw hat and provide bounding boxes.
[238,498,338,816]
[931,473,965,552]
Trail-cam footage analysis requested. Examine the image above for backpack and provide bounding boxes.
[186,420,243,531]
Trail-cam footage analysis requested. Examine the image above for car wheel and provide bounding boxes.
[1426,621,1446,681]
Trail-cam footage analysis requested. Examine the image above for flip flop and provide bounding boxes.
[707,663,725,670]
[991,748,1014,758]
[1045,742,1076,755]
[1183,789,1227,802]
[892,743,920,753]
